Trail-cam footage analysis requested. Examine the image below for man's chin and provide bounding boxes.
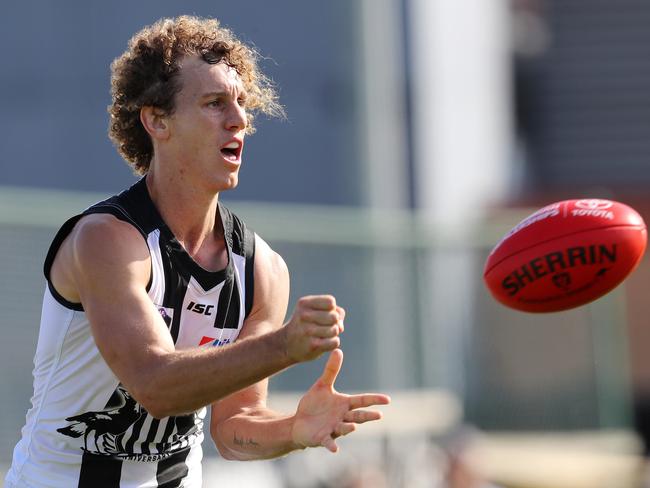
[214,175,239,192]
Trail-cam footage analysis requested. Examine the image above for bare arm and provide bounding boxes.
[210,351,391,460]
[53,214,341,418]
[210,235,310,460]
[210,237,390,460]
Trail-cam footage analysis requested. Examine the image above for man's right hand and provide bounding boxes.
[284,295,345,362]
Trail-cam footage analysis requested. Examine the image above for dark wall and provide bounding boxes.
[515,0,650,197]
[0,0,362,205]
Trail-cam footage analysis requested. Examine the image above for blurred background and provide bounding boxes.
[2,0,650,486]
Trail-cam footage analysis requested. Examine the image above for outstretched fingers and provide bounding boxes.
[321,435,338,453]
[333,422,356,437]
[321,423,356,453]
[343,409,383,424]
[319,348,343,387]
[349,393,391,410]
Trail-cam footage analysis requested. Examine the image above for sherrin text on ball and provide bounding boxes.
[483,199,647,313]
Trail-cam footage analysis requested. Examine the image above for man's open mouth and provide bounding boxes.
[221,141,242,161]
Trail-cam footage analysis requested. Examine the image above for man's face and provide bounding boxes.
[164,56,247,192]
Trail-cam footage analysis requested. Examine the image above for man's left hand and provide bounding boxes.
[291,349,391,453]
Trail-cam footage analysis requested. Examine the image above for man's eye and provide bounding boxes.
[208,100,222,107]
[237,98,247,107]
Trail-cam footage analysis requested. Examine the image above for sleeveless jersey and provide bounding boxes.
[5,178,255,488]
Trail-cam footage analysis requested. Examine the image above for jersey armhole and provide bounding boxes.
[43,214,85,311]
[43,208,153,311]
[244,229,256,319]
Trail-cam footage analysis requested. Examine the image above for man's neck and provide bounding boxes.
[145,170,222,258]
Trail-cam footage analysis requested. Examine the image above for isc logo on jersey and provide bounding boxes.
[187,302,232,346]
[187,301,214,315]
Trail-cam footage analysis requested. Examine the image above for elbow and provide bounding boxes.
[216,445,240,461]
[133,393,168,420]
[143,403,173,420]
[211,424,239,460]
[127,361,199,419]
[130,383,177,420]
[140,394,185,419]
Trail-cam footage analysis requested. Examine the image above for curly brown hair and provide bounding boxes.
[108,15,284,175]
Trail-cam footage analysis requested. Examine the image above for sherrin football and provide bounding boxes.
[483,199,647,313]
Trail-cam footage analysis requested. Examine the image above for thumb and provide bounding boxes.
[319,348,343,387]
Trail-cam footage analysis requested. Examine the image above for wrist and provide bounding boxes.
[288,412,307,451]
[274,324,297,366]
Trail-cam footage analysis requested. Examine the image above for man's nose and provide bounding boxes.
[226,103,247,131]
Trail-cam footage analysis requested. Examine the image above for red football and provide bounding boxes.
[484,199,647,313]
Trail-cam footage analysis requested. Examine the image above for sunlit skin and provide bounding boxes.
[140,58,248,268]
[158,57,247,193]
[48,54,391,465]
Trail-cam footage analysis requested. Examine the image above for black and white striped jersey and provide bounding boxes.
[6,177,255,488]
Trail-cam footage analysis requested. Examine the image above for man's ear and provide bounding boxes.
[140,106,170,141]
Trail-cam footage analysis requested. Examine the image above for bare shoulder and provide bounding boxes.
[254,234,288,284]
[241,234,290,336]
[71,213,148,263]
[51,213,150,302]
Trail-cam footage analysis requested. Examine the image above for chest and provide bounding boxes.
[148,231,247,350]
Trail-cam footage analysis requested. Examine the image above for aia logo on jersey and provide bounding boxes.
[186,301,214,316]
[198,336,232,347]
[199,336,216,346]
